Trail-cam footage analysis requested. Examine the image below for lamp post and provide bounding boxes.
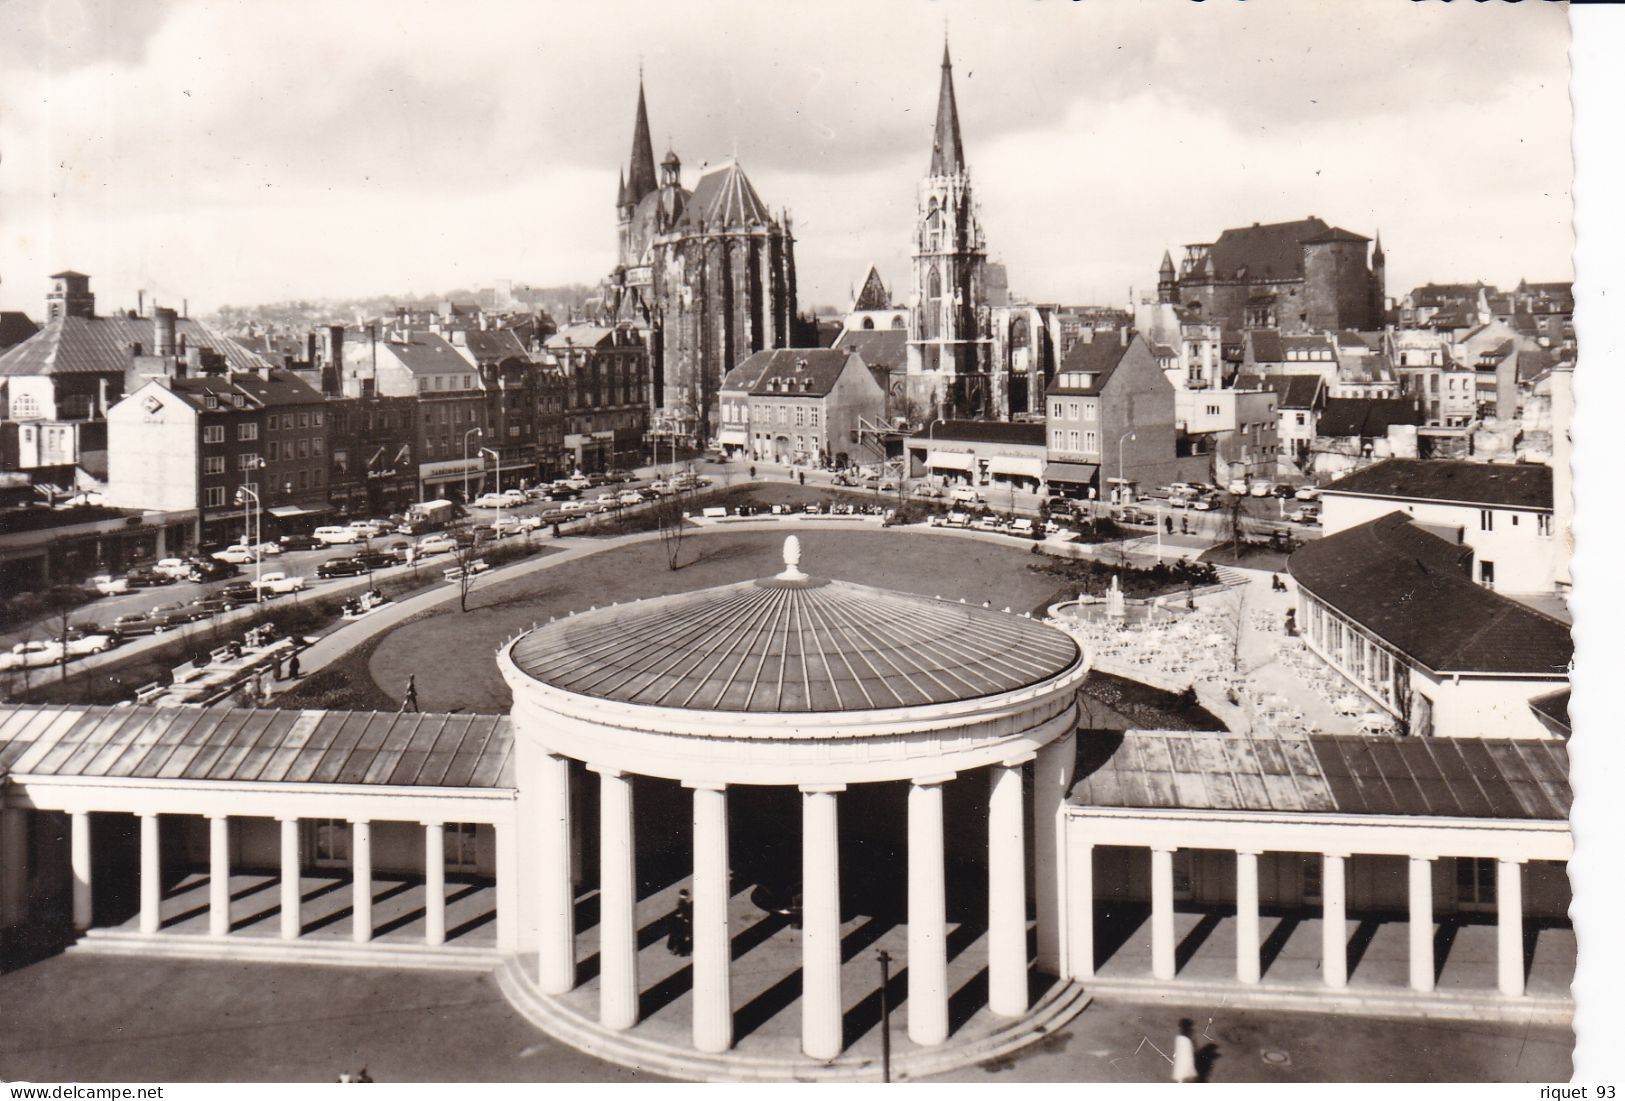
[1117,429,1137,509]
[923,416,945,491]
[235,484,263,602]
[481,447,502,530]
[462,427,483,503]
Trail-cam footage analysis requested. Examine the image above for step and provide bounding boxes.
[1078,975,1572,1026]
[72,929,500,973]
[494,957,1091,1083]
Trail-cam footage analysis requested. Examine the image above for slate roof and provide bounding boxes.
[458,330,531,365]
[1301,226,1371,245]
[1315,398,1423,438]
[509,574,1081,714]
[544,324,616,350]
[833,329,908,370]
[1049,335,1134,396]
[929,42,967,177]
[1288,511,1572,676]
[0,312,40,350]
[1199,218,1331,282]
[741,349,862,399]
[1070,729,1569,820]
[1320,458,1553,510]
[1236,373,1324,410]
[679,161,773,231]
[0,315,271,378]
[382,332,471,376]
[853,265,890,311]
[220,369,326,409]
[719,353,776,394]
[1529,689,1570,737]
[0,706,513,788]
[918,419,1047,447]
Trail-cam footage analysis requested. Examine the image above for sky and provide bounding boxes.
[0,0,1574,318]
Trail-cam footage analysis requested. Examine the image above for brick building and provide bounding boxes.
[1044,332,1184,499]
[542,324,650,474]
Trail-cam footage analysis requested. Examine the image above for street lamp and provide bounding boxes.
[235,484,263,602]
[463,427,484,503]
[481,446,502,529]
[1117,429,1137,508]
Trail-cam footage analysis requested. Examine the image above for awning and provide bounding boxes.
[1045,461,1099,485]
[988,456,1045,479]
[718,429,749,446]
[927,450,975,472]
[267,505,333,519]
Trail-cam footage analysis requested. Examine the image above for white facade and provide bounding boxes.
[105,381,201,513]
[1321,491,1559,593]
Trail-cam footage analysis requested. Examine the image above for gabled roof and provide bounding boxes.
[719,351,777,394]
[228,369,326,408]
[1320,457,1552,510]
[853,265,890,311]
[1236,373,1325,410]
[0,315,271,378]
[679,161,773,231]
[1301,226,1371,245]
[1203,217,1331,282]
[0,312,40,350]
[1070,729,1568,820]
[832,328,908,370]
[458,329,531,365]
[1288,511,1571,677]
[1049,334,1135,396]
[544,324,616,350]
[743,349,863,399]
[382,331,471,376]
[1315,398,1422,438]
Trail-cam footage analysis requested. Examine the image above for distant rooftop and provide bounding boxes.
[1321,457,1552,510]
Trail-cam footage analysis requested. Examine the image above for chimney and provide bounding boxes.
[137,289,145,317]
[1120,325,1130,347]
[182,298,189,318]
[153,307,178,357]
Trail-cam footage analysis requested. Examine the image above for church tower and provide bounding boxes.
[1158,250,1178,305]
[1370,230,1387,326]
[906,42,990,421]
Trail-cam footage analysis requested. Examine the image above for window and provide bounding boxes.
[1067,402,1079,420]
[1052,430,1065,449]
[1067,430,1080,451]
[1537,513,1553,536]
[203,425,225,444]
[1455,857,1497,911]
[1479,560,1495,588]
[809,409,819,428]
[312,437,323,457]
[238,453,261,470]
[297,439,309,459]
[1051,401,1063,419]
[1084,403,1096,422]
[333,448,349,475]
[298,413,310,428]
[204,456,225,475]
[309,819,351,867]
[445,823,479,871]
[1084,430,1098,451]
[1479,509,1494,532]
[205,486,226,508]
[312,411,322,427]
[237,422,258,441]
[1301,856,1322,904]
[297,470,309,489]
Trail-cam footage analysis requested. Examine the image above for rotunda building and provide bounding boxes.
[498,538,1090,1061]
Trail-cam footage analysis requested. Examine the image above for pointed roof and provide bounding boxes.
[678,161,772,231]
[1159,250,1176,278]
[854,265,890,311]
[928,42,966,177]
[626,79,658,206]
[617,167,627,208]
[1373,228,1385,259]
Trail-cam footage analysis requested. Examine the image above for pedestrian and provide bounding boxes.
[1181,516,1189,535]
[274,652,285,681]
[402,674,419,713]
[1165,515,1174,535]
[798,470,806,486]
[1173,1018,1198,1083]
[289,653,301,679]
[750,465,757,479]
[667,888,693,957]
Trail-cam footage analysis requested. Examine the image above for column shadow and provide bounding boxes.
[1094,903,1150,973]
[1344,916,1383,977]
[947,966,989,1034]
[1432,916,1461,984]
[842,959,908,1049]
[1258,913,1301,978]
[446,906,496,942]
[639,961,693,1019]
[574,889,600,934]
[1174,910,1223,973]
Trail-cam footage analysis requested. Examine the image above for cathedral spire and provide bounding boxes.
[929,40,966,177]
[617,167,627,209]
[627,77,658,206]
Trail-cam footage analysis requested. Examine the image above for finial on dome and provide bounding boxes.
[777,535,808,581]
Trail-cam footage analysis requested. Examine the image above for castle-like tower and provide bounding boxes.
[905,43,991,421]
[602,77,798,444]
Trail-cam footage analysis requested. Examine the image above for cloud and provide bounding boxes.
[0,0,1573,314]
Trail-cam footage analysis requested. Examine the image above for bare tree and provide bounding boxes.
[654,481,695,571]
[450,538,484,612]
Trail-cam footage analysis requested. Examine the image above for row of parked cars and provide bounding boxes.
[929,511,1046,538]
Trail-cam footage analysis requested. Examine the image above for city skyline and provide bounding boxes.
[0,0,1572,316]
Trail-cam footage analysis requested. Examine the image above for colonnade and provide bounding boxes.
[60,810,496,948]
[535,733,1078,1060]
[1068,843,1532,997]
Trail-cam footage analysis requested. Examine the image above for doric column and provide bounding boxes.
[1322,853,1348,988]
[279,817,301,939]
[1067,839,1095,980]
[1235,850,1261,984]
[988,758,1030,1016]
[352,820,373,944]
[424,822,446,947]
[596,767,639,1031]
[0,807,26,931]
[1033,731,1076,975]
[688,782,732,1054]
[908,774,953,1046]
[1409,856,1434,993]
[537,753,576,994]
[1150,846,1176,981]
[70,810,93,930]
[208,816,231,938]
[494,821,519,954]
[1497,859,1525,997]
[138,813,161,935]
[800,784,844,1061]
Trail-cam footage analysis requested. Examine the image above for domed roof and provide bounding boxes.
[509,538,1080,714]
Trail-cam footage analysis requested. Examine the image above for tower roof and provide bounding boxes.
[1159,250,1176,278]
[626,78,658,206]
[853,265,890,311]
[929,42,966,177]
[678,160,773,231]
[617,167,627,208]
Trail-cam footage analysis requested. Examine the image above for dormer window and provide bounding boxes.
[204,394,218,410]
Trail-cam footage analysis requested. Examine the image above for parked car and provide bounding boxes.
[831,473,858,487]
[219,582,260,605]
[251,540,285,556]
[91,574,131,596]
[608,468,634,482]
[914,483,947,499]
[547,485,581,501]
[563,473,591,490]
[618,489,645,507]
[111,611,162,636]
[1007,517,1039,538]
[250,571,307,595]
[1226,479,1250,496]
[970,514,1007,533]
[123,567,173,587]
[491,516,524,537]
[1272,484,1298,499]
[1294,486,1321,501]
[279,533,324,551]
[562,499,595,515]
[153,557,193,580]
[211,544,262,564]
[1117,506,1156,526]
[316,557,368,579]
[1249,481,1275,498]
[313,525,362,545]
[151,604,208,633]
[500,488,526,505]
[648,479,672,495]
[949,486,983,505]
[471,492,508,509]
[1289,505,1322,525]
[587,473,615,488]
[58,623,119,652]
[186,558,238,583]
[346,519,389,538]
[415,534,458,556]
[350,552,396,571]
[188,597,231,617]
[1191,494,1218,511]
[0,640,64,670]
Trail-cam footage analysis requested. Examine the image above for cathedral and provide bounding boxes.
[601,79,800,444]
[904,43,994,421]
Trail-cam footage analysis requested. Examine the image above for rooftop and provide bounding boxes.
[1070,729,1568,820]
[0,706,512,788]
[1288,512,1572,677]
[1315,398,1423,439]
[0,315,271,378]
[743,349,861,399]
[1321,457,1553,510]
[508,538,1080,714]
[912,419,1047,448]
